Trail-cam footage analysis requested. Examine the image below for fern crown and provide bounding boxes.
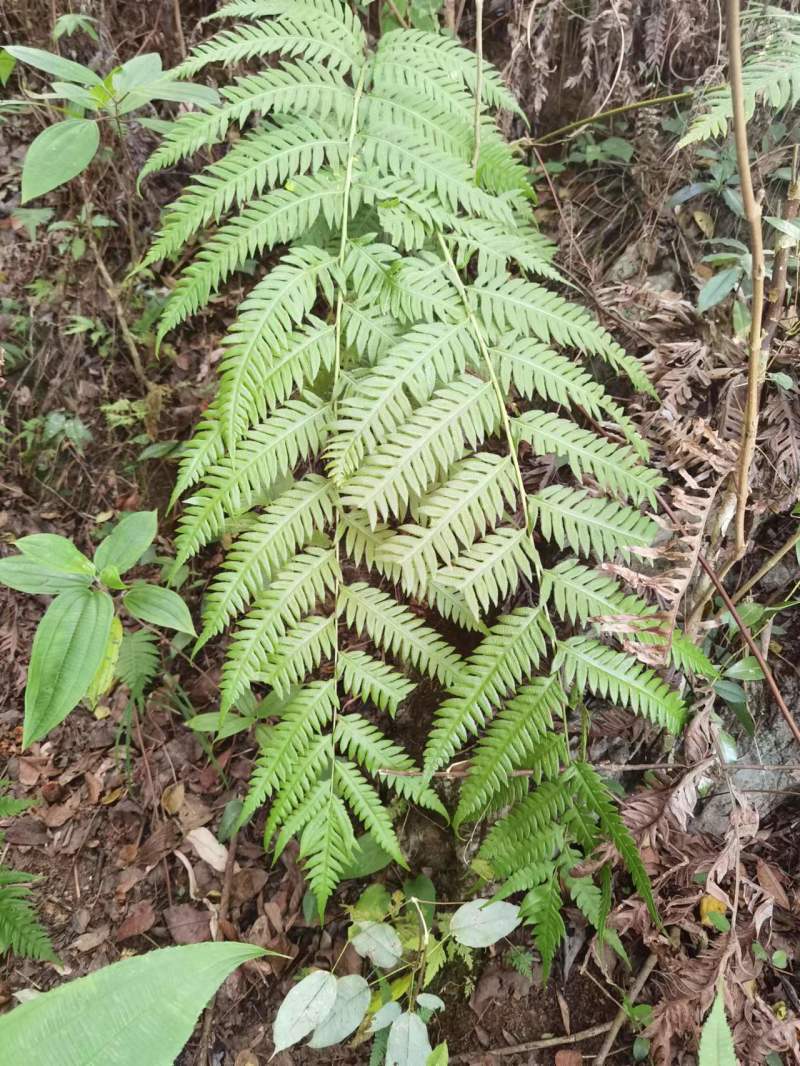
[143,0,682,937]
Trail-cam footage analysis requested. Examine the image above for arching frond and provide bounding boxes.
[337,650,415,717]
[433,525,539,619]
[528,485,658,560]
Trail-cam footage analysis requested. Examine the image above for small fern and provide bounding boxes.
[680,6,800,146]
[144,0,682,932]
[0,781,56,962]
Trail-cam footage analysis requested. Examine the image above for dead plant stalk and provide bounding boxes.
[727,0,766,557]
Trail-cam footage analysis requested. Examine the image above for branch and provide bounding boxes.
[726,0,766,557]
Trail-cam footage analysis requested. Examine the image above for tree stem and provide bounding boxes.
[727,0,766,557]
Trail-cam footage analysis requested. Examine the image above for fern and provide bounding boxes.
[144,3,679,924]
[0,868,57,962]
[116,630,160,704]
[680,6,800,146]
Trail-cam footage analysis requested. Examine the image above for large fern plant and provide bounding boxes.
[142,0,684,966]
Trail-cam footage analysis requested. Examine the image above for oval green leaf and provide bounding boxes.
[94,510,157,574]
[0,555,92,595]
[4,45,102,85]
[15,533,94,576]
[308,974,370,1048]
[450,899,521,948]
[0,942,264,1066]
[387,1012,432,1066]
[350,921,403,969]
[698,986,738,1066]
[123,583,195,635]
[24,587,114,746]
[273,970,338,1054]
[22,118,100,203]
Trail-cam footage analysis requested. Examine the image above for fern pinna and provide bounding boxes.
[0,780,56,962]
[143,0,685,961]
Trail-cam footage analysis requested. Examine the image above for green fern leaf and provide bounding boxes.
[434,525,539,619]
[337,650,415,716]
[424,607,553,777]
[529,486,658,560]
[542,558,658,629]
[0,868,57,962]
[519,871,566,982]
[554,637,685,733]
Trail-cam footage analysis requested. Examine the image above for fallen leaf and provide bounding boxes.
[756,858,791,910]
[234,1053,259,1066]
[84,771,102,805]
[186,827,228,873]
[72,926,110,953]
[115,899,156,942]
[177,793,213,831]
[40,791,80,828]
[555,1053,582,1066]
[137,822,181,869]
[161,782,185,816]
[164,904,210,945]
[101,785,126,806]
[115,867,147,903]
[231,868,268,906]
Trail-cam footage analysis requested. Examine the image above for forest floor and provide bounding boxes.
[1,1,800,1064]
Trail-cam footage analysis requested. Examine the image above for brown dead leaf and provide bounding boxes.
[115,866,148,903]
[186,827,228,873]
[84,771,102,805]
[115,899,156,942]
[756,859,791,910]
[40,791,80,828]
[231,868,268,906]
[554,1053,582,1066]
[137,822,181,869]
[234,1053,259,1066]
[161,782,185,816]
[72,926,111,953]
[177,793,213,831]
[164,904,211,945]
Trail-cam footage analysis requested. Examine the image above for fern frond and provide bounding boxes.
[339,582,462,688]
[262,614,337,696]
[519,871,565,982]
[337,650,415,716]
[473,274,654,394]
[514,413,662,506]
[478,778,570,874]
[327,318,475,483]
[375,252,461,324]
[156,177,345,343]
[450,220,560,282]
[240,679,338,823]
[341,303,404,364]
[220,316,337,450]
[454,675,565,827]
[173,10,364,79]
[169,403,224,510]
[334,713,447,816]
[174,395,330,565]
[542,558,658,629]
[220,547,339,713]
[528,485,658,560]
[566,760,657,921]
[376,452,517,596]
[198,474,334,648]
[140,61,354,182]
[342,376,501,525]
[424,607,553,776]
[145,118,349,265]
[377,28,523,116]
[299,790,357,919]
[0,868,57,962]
[554,637,685,733]
[334,759,406,866]
[116,630,160,703]
[434,526,539,619]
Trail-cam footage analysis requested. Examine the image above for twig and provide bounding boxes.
[450,1021,613,1060]
[726,0,766,557]
[85,225,151,389]
[514,91,694,147]
[731,523,800,605]
[594,952,659,1065]
[657,490,800,748]
[172,0,187,59]
[196,829,239,1066]
[472,0,484,169]
[762,148,800,351]
[444,0,456,32]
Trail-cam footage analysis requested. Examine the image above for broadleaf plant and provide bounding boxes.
[142,0,684,954]
[0,512,192,746]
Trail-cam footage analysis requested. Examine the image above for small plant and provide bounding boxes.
[271,880,520,1062]
[0,45,217,202]
[0,511,193,746]
[0,779,57,962]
